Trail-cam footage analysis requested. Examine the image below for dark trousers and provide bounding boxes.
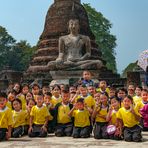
[55,123,73,137]
[0,128,7,141]
[93,122,109,139]
[12,125,29,138]
[72,126,90,138]
[28,124,47,138]
[48,120,55,133]
[124,125,142,142]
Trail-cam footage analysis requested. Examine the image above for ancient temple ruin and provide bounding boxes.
[24,0,124,86]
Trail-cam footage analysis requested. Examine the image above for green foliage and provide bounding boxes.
[0,26,36,71]
[83,3,117,72]
[0,26,16,69]
[9,41,36,71]
[122,62,137,78]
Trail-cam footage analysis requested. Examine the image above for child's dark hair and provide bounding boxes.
[69,85,77,89]
[135,86,143,91]
[32,83,40,89]
[12,98,22,110]
[44,92,52,97]
[109,87,116,92]
[37,91,43,96]
[110,97,120,102]
[42,85,49,89]
[52,84,61,90]
[27,98,36,105]
[77,98,84,103]
[116,88,127,95]
[124,95,133,104]
[8,89,17,95]
[142,88,148,93]
[62,90,69,94]
[100,91,109,98]
[0,91,7,99]
[83,70,91,75]
[22,83,29,89]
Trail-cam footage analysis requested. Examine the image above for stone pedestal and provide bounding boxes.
[49,70,100,85]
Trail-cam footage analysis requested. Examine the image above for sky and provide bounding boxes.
[0,0,148,74]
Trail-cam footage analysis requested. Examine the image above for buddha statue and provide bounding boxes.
[28,19,103,72]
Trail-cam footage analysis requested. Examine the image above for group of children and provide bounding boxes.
[0,70,148,142]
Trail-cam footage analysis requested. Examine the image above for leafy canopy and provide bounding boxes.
[83,3,117,72]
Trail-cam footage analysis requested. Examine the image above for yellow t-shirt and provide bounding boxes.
[96,87,110,95]
[117,107,139,127]
[95,107,108,122]
[57,104,71,124]
[134,101,144,113]
[0,107,13,129]
[75,95,95,108]
[133,96,142,104]
[17,94,27,110]
[110,110,118,125]
[51,96,62,108]
[12,110,28,128]
[44,104,53,121]
[6,101,12,110]
[72,109,90,127]
[30,105,49,125]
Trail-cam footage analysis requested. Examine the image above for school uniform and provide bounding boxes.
[28,105,50,137]
[107,109,122,140]
[44,103,54,133]
[51,96,62,108]
[117,107,142,142]
[0,107,13,141]
[94,106,109,139]
[72,109,91,138]
[17,94,27,110]
[54,103,73,137]
[6,101,12,110]
[12,110,29,138]
[75,95,95,108]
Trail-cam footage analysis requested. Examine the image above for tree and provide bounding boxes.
[0,26,16,69]
[0,26,36,71]
[9,40,36,71]
[83,3,117,72]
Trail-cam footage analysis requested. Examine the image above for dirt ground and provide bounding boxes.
[1,133,148,148]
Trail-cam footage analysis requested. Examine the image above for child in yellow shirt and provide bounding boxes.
[26,99,36,133]
[43,92,54,133]
[12,99,28,138]
[133,86,142,104]
[6,89,17,110]
[54,90,73,137]
[17,83,29,110]
[51,84,62,108]
[117,95,142,142]
[106,97,121,140]
[28,92,51,137]
[0,91,13,141]
[69,98,91,138]
[96,80,110,95]
[92,93,109,139]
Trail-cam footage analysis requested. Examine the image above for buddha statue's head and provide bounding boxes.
[68,19,80,34]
